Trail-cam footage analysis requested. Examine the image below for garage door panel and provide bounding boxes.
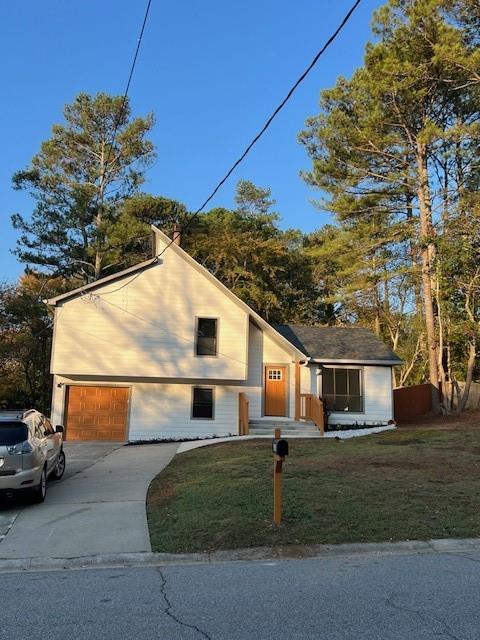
[65,386,129,441]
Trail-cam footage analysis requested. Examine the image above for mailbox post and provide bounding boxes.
[272,428,289,525]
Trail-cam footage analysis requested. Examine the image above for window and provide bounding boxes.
[268,369,283,381]
[192,387,214,419]
[0,422,28,446]
[321,368,363,413]
[195,318,218,356]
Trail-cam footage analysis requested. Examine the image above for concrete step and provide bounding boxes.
[249,420,321,437]
[248,428,322,437]
[249,420,315,430]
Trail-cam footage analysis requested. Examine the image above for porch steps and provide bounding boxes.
[248,419,322,437]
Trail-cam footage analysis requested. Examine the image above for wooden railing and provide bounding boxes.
[300,394,325,435]
[238,393,249,435]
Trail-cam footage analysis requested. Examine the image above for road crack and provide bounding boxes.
[385,592,464,640]
[0,511,21,543]
[156,567,212,639]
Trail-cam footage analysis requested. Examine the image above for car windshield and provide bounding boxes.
[0,422,29,446]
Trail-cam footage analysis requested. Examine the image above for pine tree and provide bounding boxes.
[300,0,479,410]
[12,93,155,282]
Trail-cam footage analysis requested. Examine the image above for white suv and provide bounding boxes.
[0,410,66,503]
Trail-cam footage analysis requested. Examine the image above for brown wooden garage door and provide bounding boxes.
[64,386,129,441]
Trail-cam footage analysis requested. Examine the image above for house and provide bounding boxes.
[45,226,401,441]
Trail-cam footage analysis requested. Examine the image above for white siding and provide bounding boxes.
[51,235,248,380]
[129,382,240,439]
[323,365,393,425]
[53,376,245,440]
[243,323,296,419]
[300,364,313,394]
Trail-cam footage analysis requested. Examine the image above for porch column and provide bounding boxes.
[294,361,301,421]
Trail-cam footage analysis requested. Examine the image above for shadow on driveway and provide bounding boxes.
[0,442,121,539]
[0,442,177,559]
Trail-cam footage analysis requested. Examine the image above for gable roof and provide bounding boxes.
[43,257,159,306]
[45,226,308,361]
[275,324,402,365]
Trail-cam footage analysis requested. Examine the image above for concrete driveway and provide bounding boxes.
[0,442,177,560]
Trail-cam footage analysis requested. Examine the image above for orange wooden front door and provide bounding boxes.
[264,366,287,416]
[64,386,129,441]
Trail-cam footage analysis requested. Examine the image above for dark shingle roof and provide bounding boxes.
[274,324,402,364]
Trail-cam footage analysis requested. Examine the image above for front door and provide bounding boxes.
[264,366,287,416]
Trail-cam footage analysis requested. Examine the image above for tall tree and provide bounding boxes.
[183,181,324,323]
[300,0,479,410]
[12,93,155,282]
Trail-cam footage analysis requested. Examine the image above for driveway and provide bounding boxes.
[0,442,118,544]
[0,442,177,559]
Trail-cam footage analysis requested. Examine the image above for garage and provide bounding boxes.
[64,386,129,441]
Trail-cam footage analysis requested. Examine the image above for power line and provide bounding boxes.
[76,0,152,301]
[151,0,362,263]
[92,0,362,298]
[103,0,153,171]
[92,0,153,224]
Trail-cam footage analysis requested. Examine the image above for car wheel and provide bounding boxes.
[51,449,66,480]
[32,466,47,503]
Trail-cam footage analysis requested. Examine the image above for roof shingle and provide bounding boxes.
[274,324,402,363]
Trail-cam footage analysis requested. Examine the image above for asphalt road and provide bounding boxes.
[2,550,480,640]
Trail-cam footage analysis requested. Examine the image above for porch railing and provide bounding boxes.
[238,392,249,435]
[300,394,325,435]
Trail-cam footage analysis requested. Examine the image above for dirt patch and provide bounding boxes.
[399,410,480,430]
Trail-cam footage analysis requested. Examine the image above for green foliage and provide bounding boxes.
[12,93,156,281]
[299,0,480,395]
[182,181,325,323]
[0,275,70,411]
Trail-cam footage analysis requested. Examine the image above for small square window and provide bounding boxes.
[268,369,282,381]
[192,387,214,419]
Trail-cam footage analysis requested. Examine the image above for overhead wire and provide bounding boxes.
[154,0,363,256]
[92,0,363,298]
[73,0,153,302]
[100,0,153,174]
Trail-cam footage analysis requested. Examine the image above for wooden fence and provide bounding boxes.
[393,383,433,422]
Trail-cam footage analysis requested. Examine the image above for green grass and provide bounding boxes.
[147,417,480,553]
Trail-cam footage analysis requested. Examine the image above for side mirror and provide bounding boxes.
[56,425,64,433]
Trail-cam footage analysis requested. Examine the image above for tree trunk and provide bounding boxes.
[435,266,451,412]
[94,141,106,281]
[416,142,440,412]
[457,277,479,413]
[456,341,476,413]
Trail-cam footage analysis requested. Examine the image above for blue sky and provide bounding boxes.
[1,0,382,282]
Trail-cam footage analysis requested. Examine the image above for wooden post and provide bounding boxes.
[273,427,283,526]
[294,362,301,421]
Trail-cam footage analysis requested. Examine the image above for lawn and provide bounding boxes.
[147,413,480,553]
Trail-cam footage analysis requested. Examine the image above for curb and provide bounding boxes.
[1,537,480,573]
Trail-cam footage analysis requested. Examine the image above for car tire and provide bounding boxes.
[51,449,66,481]
[32,466,47,503]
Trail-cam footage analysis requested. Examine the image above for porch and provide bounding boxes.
[238,387,326,437]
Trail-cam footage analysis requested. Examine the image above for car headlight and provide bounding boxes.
[7,441,34,455]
